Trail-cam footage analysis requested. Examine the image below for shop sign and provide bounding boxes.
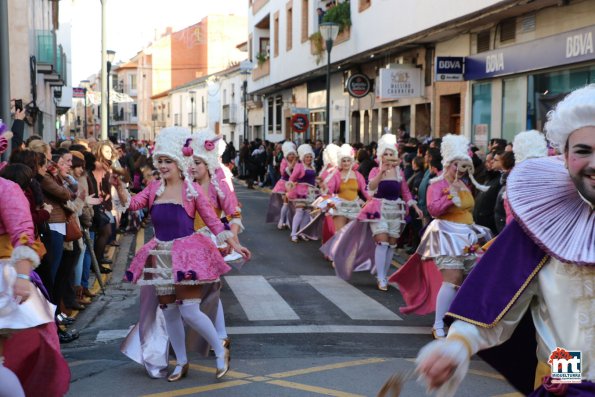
[346,73,371,98]
[376,66,422,102]
[291,113,309,133]
[435,57,465,81]
[466,24,595,80]
[73,87,85,98]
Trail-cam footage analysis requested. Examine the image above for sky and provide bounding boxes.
[64,0,248,84]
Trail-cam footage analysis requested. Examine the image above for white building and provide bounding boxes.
[248,0,595,146]
[7,0,71,143]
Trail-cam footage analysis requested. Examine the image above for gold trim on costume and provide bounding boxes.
[445,255,549,329]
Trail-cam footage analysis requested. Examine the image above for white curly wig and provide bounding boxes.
[545,84,595,151]
[152,127,197,198]
[377,133,398,159]
[281,141,297,158]
[322,143,340,168]
[189,129,226,199]
[433,134,488,191]
[297,143,314,162]
[513,130,548,163]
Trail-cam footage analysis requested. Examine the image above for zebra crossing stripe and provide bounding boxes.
[301,276,402,321]
[225,275,300,321]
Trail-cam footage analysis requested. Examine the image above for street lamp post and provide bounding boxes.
[106,50,115,141]
[239,60,254,144]
[80,79,90,138]
[319,22,339,144]
[188,90,196,132]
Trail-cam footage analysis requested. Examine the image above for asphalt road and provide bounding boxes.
[62,183,519,397]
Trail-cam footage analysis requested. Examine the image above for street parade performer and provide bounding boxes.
[416,84,595,396]
[189,128,245,350]
[321,133,422,291]
[266,141,297,229]
[0,175,69,397]
[118,127,250,382]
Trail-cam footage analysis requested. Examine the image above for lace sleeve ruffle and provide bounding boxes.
[11,245,40,268]
[215,230,234,245]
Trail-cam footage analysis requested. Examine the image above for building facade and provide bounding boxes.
[247,0,592,147]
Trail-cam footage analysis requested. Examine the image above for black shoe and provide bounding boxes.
[100,265,112,274]
[58,329,79,344]
[100,258,113,265]
[57,313,75,325]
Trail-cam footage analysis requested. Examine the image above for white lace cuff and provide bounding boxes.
[229,218,245,233]
[407,199,417,207]
[216,230,234,245]
[114,189,131,212]
[11,246,41,268]
[415,338,470,397]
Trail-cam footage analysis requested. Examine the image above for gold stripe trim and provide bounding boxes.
[446,255,549,328]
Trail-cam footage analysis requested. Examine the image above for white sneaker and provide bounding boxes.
[277,222,284,230]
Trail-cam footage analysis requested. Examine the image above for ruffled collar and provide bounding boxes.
[508,156,594,265]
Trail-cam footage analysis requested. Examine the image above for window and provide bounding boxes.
[502,77,526,143]
[274,12,280,57]
[132,104,137,117]
[174,113,179,126]
[275,96,282,133]
[223,89,228,105]
[287,2,293,51]
[201,96,205,113]
[301,0,309,43]
[359,0,371,12]
[129,74,137,90]
[267,98,274,135]
[477,30,490,53]
[500,18,516,43]
[471,82,492,152]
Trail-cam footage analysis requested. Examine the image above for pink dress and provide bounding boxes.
[0,177,70,397]
[357,167,414,222]
[272,158,293,193]
[125,180,232,286]
[286,162,319,203]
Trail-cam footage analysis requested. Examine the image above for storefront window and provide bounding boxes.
[502,77,526,143]
[471,82,491,152]
[527,65,595,132]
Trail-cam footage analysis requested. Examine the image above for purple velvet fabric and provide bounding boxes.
[299,169,317,186]
[375,180,401,200]
[529,381,594,396]
[150,203,195,241]
[446,220,546,327]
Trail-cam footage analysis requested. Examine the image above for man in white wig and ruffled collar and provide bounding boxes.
[415,84,595,396]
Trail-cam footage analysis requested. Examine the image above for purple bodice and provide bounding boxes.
[298,169,317,186]
[151,203,195,241]
[375,180,401,200]
[281,173,289,181]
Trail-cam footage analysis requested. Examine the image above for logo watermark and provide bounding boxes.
[549,347,582,384]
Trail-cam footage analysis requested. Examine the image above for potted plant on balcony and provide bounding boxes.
[256,51,269,66]
[309,1,351,63]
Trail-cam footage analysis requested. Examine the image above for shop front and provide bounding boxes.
[466,23,595,149]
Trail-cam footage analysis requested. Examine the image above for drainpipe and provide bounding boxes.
[0,0,11,159]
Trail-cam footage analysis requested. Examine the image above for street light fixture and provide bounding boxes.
[188,90,196,132]
[319,22,339,144]
[80,79,90,138]
[106,49,116,141]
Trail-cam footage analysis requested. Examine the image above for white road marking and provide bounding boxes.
[224,275,300,321]
[95,328,133,342]
[227,325,430,334]
[302,276,402,321]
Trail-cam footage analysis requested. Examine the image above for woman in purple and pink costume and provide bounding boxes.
[0,176,70,397]
[286,143,319,242]
[358,134,423,291]
[267,141,298,230]
[119,127,250,382]
[189,129,246,350]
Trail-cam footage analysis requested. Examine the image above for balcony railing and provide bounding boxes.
[252,59,270,81]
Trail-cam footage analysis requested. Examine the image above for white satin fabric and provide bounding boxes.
[449,258,594,381]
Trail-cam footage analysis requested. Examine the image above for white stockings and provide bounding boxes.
[178,299,225,368]
[434,282,458,335]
